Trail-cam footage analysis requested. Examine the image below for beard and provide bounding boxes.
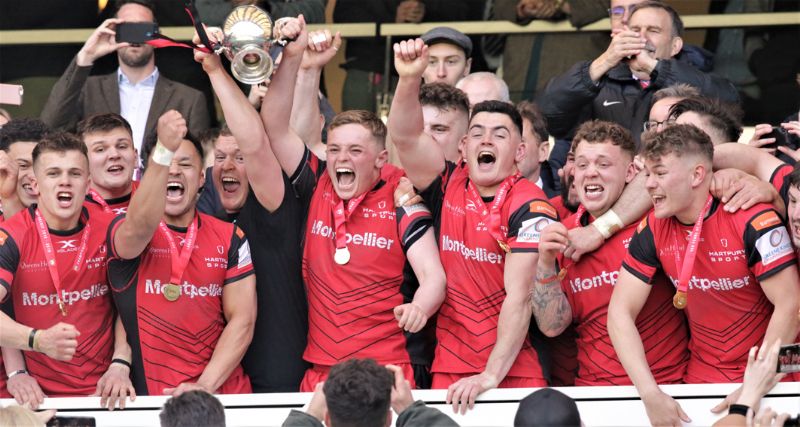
[560,173,580,213]
[118,45,154,68]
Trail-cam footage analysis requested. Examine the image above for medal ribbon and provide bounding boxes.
[574,205,587,228]
[87,189,111,213]
[670,194,714,309]
[332,191,369,252]
[34,209,91,316]
[465,173,521,251]
[158,213,199,287]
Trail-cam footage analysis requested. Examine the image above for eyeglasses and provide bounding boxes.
[643,118,676,132]
[608,5,636,18]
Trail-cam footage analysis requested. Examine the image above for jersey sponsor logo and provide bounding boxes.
[517,217,554,244]
[310,220,396,251]
[441,235,503,264]
[22,283,108,307]
[529,200,557,218]
[465,198,479,213]
[755,227,792,266]
[144,279,223,299]
[57,239,77,251]
[0,230,7,246]
[204,256,228,269]
[444,199,467,216]
[709,249,745,263]
[751,211,781,231]
[238,240,252,269]
[112,207,127,215]
[669,275,751,292]
[569,270,618,293]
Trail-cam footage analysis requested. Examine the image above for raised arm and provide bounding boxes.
[112,111,185,260]
[193,29,284,211]
[713,142,786,183]
[447,251,536,415]
[532,222,573,337]
[608,268,690,427]
[260,16,310,177]
[0,151,25,220]
[389,38,447,191]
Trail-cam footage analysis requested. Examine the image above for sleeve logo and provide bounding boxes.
[238,240,253,269]
[0,230,7,246]
[529,200,557,219]
[637,216,648,233]
[518,217,554,243]
[755,227,793,266]
[751,211,781,231]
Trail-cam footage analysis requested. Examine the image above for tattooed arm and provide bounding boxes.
[531,222,572,337]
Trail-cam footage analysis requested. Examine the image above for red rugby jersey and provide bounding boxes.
[0,206,115,396]
[561,210,689,386]
[107,212,254,395]
[291,151,432,366]
[549,195,575,222]
[420,162,557,379]
[85,181,139,216]
[770,163,792,207]
[623,199,795,383]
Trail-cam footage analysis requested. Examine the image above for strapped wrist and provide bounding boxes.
[152,141,175,167]
[592,209,623,239]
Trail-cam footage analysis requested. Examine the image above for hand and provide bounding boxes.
[748,124,778,155]
[302,29,343,71]
[156,110,188,152]
[516,0,540,19]
[305,381,327,421]
[710,168,746,200]
[394,177,423,207]
[538,221,569,266]
[777,121,800,161]
[34,409,57,424]
[76,18,129,66]
[0,150,20,200]
[563,224,604,262]
[446,372,498,415]
[192,26,224,74]
[247,83,268,109]
[527,0,562,19]
[396,0,425,23]
[641,389,691,427]
[393,303,428,333]
[8,373,46,410]
[281,15,308,58]
[387,364,414,415]
[36,322,80,361]
[163,382,211,397]
[603,29,647,68]
[753,407,792,427]
[92,363,137,410]
[393,38,429,79]
[720,175,778,213]
[711,340,785,413]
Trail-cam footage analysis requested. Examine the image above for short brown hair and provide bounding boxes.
[516,101,549,143]
[641,124,713,163]
[652,84,699,103]
[571,120,636,158]
[630,1,684,37]
[329,110,387,149]
[667,96,743,143]
[32,132,88,167]
[77,113,132,140]
[419,83,470,116]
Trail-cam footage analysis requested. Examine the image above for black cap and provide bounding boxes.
[420,26,472,57]
[514,388,581,427]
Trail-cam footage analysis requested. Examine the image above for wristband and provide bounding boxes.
[538,268,567,285]
[728,404,749,416]
[28,329,38,350]
[152,141,175,167]
[592,209,623,239]
[7,369,29,379]
[111,358,132,369]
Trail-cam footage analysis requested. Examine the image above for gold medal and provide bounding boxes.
[57,298,67,317]
[334,247,350,265]
[163,283,181,302]
[497,239,510,253]
[672,290,687,310]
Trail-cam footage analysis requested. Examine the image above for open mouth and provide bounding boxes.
[335,167,355,188]
[220,176,240,193]
[477,151,496,166]
[107,164,125,175]
[56,191,73,208]
[166,182,185,200]
[583,184,605,200]
[21,182,37,196]
[651,194,665,207]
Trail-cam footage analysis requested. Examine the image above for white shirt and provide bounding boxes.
[118,67,159,153]
[535,176,543,189]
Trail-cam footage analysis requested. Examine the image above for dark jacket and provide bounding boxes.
[540,58,739,145]
[282,401,460,427]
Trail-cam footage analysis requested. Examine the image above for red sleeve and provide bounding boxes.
[621,215,662,284]
[396,204,433,253]
[743,208,796,281]
[0,227,20,302]
[769,163,793,207]
[508,199,560,253]
[225,225,254,285]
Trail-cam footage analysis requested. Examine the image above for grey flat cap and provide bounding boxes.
[420,26,472,57]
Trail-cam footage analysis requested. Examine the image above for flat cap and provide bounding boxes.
[421,26,472,57]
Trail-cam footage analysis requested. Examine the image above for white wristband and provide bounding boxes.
[152,141,175,167]
[592,209,624,239]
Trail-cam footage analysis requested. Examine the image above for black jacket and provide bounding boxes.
[540,58,739,145]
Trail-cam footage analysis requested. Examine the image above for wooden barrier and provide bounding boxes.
[2,382,798,426]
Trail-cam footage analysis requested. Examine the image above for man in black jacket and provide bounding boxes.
[540,1,738,146]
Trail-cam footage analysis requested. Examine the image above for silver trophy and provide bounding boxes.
[217,5,292,84]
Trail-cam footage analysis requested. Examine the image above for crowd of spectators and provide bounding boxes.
[0,0,799,426]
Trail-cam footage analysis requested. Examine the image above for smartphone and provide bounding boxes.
[115,22,159,44]
[46,415,96,427]
[762,126,790,150]
[777,343,800,373]
[0,83,24,105]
